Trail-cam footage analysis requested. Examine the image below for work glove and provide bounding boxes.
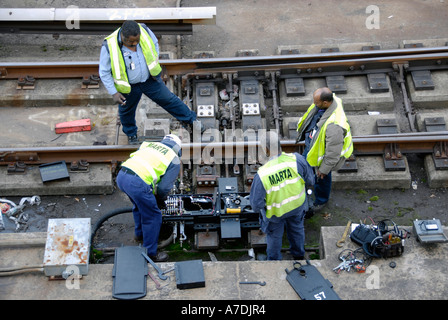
[155,195,167,210]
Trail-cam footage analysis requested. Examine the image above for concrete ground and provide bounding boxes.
[1,0,448,304]
[1,225,448,302]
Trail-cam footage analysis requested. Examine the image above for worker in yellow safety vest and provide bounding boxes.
[116,134,182,262]
[99,20,203,145]
[296,87,353,211]
[250,131,315,260]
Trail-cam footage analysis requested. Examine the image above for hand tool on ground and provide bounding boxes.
[162,267,175,275]
[141,252,168,280]
[148,271,161,289]
[239,281,266,286]
[336,220,352,247]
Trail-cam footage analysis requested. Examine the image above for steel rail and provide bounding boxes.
[1,46,447,79]
[1,132,447,166]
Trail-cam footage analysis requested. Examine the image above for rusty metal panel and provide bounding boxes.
[43,218,90,277]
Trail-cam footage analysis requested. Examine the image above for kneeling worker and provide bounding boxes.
[250,131,315,260]
[116,134,182,262]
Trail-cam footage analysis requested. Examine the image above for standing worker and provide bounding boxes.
[250,131,315,260]
[116,134,182,262]
[296,87,353,210]
[99,20,203,144]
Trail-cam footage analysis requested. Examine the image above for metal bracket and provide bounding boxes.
[383,144,406,171]
[424,117,446,132]
[81,74,100,89]
[17,75,35,89]
[325,75,347,94]
[367,73,389,93]
[321,47,339,53]
[70,160,89,172]
[337,154,358,173]
[284,77,305,96]
[376,118,398,134]
[7,161,27,174]
[195,81,217,130]
[196,164,219,188]
[220,216,241,239]
[433,141,448,170]
[240,79,262,131]
[411,70,434,90]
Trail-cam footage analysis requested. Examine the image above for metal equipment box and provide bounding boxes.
[43,218,91,277]
[413,219,448,244]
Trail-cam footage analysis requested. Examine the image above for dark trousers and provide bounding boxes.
[119,74,196,137]
[261,213,306,260]
[302,143,332,205]
[116,169,162,256]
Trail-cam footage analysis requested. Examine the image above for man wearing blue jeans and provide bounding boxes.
[99,20,201,144]
[116,134,182,262]
[250,131,315,260]
[296,87,353,210]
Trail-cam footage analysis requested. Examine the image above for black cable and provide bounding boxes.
[90,207,133,248]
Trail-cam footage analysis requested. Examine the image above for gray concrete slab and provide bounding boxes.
[1,225,447,301]
[0,163,114,196]
[407,71,448,109]
[416,110,448,188]
[279,76,394,114]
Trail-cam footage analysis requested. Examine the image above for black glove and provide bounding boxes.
[155,195,167,210]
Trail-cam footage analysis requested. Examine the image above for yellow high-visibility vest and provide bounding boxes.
[105,25,162,94]
[121,141,176,191]
[297,94,353,167]
[257,153,306,218]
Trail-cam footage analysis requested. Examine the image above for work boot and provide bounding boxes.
[134,235,143,244]
[150,251,169,262]
[128,135,139,145]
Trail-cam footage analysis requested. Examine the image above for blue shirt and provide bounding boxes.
[99,24,159,96]
[155,139,181,199]
[250,153,315,223]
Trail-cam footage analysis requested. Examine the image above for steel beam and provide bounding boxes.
[1,47,447,80]
[0,132,447,166]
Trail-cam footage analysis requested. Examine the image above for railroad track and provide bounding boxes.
[1,45,448,188]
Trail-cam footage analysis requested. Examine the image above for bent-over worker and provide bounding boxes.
[116,134,182,262]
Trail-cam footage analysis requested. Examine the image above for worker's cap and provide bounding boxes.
[163,134,182,147]
[161,134,182,157]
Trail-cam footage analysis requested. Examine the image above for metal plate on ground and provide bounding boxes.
[221,217,241,239]
[367,73,389,93]
[411,70,434,90]
[284,77,305,97]
[43,218,90,277]
[39,161,70,183]
[285,261,340,300]
[175,259,206,289]
[248,229,267,247]
[195,231,219,250]
[377,119,398,134]
[325,76,347,94]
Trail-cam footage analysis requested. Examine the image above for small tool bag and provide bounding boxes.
[350,219,404,258]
